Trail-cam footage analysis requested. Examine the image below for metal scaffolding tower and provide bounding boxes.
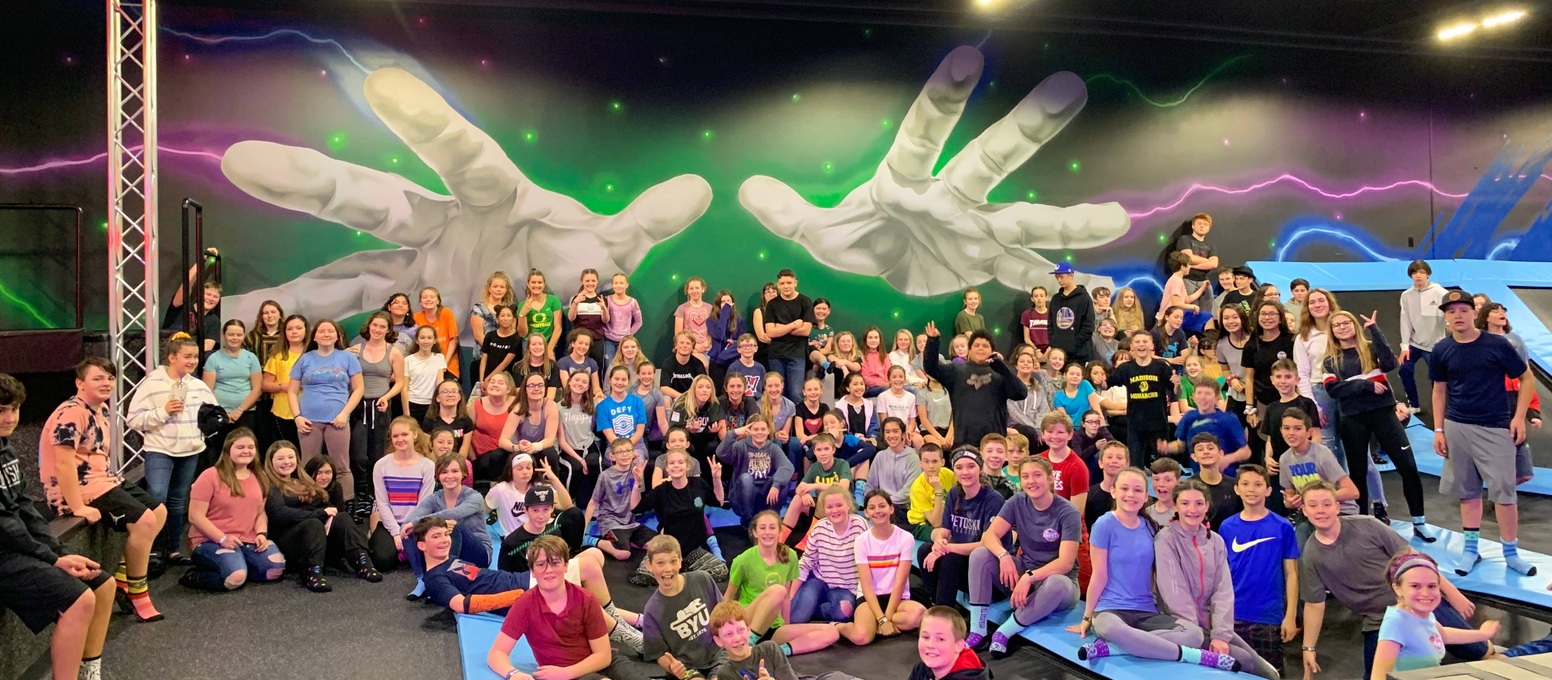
[107,0,159,473]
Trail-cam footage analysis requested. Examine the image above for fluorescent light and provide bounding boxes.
[1482,9,1528,27]
[1438,22,1479,40]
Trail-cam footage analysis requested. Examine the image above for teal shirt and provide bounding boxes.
[203,348,262,411]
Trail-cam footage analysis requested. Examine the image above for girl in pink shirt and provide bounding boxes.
[182,428,286,591]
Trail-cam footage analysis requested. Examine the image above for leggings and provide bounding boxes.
[1094,609,1275,677]
[271,515,371,572]
[351,400,396,499]
[967,547,1079,625]
[1313,387,1388,508]
[300,423,353,500]
[1339,406,1424,518]
[367,523,406,572]
[915,543,970,608]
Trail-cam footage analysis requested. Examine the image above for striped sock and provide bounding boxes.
[114,561,129,594]
[125,575,163,622]
[1503,540,1538,575]
[1463,528,1480,556]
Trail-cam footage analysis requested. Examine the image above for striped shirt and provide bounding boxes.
[372,455,434,536]
[797,514,867,594]
[854,525,915,599]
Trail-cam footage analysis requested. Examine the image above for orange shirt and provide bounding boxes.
[39,397,119,510]
[416,307,461,378]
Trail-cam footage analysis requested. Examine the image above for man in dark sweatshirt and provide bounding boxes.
[924,325,1028,448]
[1047,263,1095,365]
[0,373,116,680]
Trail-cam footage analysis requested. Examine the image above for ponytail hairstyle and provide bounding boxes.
[163,332,199,363]
[389,415,432,458]
[1320,310,1377,375]
[757,371,785,422]
[748,509,794,564]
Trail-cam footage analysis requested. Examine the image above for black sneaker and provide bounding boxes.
[146,551,167,580]
[1372,502,1390,524]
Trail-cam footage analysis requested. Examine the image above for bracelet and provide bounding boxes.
[1301,646,1316,652]
[1435,428,1444,433]
[503,669,522,680]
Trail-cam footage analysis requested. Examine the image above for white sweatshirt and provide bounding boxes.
[1399,283,1447,351]
[126,367,218,457]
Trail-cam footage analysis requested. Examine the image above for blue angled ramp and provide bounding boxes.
[456,612,537,680]
[1400,417,1552,496]
[1388,521,1552,611]
[640,506,743,531]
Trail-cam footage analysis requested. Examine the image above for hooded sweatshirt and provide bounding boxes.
[1155,521,1236,644]
[924,336,1029,448]
[0,437,69,564]
[126,366,218,457]
[907,648,991,680]
[1048,284,1095,364]
[1398,282,1447,352]
[715,432,793,484]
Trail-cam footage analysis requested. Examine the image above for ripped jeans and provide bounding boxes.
[186,541,286,592]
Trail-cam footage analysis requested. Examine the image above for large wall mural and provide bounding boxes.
[2,6,1551,353]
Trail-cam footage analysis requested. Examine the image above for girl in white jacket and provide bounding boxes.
[128,333,219,561]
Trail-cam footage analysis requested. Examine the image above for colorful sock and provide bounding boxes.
[779,642,793,656]
[1503,540,1538,576]
[748,632,762,646]
[779,524,793,545]
[79,656,102,680]
[966,602,989,638]
[707,534,724,562]
[125,575,163,622]
[609,618,644,656]
[1457,527,1482,575]
[1179,647,1200,664]
[989,613,1026,655]
[114,561,128,594]
[1463,527,1480,555]
[1192,649,1239,672]
[988,632,1012,657]
[1077,640,1111,661]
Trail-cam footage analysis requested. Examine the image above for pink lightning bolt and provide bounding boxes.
[0,145,224,176]
[1122,174,1474,221]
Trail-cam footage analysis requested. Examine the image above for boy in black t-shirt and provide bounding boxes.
[1258,359,1318,470]
[1220,265,1257,317]
[1110,331,1175,469]
[1189,433,1241,523]
[631,449,729,585]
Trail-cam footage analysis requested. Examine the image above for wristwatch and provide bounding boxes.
[877,616,888,626]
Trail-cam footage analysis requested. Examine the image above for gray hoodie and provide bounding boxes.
[1155,522,1236,644]
[1399,282,1447,351]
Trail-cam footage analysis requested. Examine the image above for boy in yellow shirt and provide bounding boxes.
[907,444,954,541]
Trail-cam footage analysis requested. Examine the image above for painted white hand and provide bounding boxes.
[739,46,1128,297]
[220,68,712,335]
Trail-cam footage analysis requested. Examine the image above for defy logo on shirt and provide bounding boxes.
[670,597,710,640]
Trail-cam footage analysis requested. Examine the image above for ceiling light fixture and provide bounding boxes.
[1482,9,1528,27]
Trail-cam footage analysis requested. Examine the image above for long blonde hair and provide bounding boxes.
[483,272,516,308]
[610,335,646,375]
[674,374,718,419]
[831,331,862,363]
[1113,287,1146,333]
[389,416,433,458]
[1321,310,1377,374]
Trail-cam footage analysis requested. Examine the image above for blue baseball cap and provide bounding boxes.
[1050,262,1076,276]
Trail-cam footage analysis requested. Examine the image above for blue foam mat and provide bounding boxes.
[457,612,537,680]
[1387,521,1552,610]
[1399,417,1552,497]
[640,505,743,531]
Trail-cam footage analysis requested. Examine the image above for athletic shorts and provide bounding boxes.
[88,483,158,531]
[1440,420,1517,504]
[0,552,112,633]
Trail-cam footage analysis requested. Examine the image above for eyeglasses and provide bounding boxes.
[1330,321,1355,328]
[531,559,564,571]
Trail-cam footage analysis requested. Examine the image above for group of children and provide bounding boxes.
[6,238,1549,680]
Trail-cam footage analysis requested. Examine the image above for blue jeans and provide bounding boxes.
[143,452,199,555]
[403,522,491,579]
[1362,601,1486,677]
[186,540,286,591]
[779,437,804,479]
[790,576,856,623]
[769,356,807,405]
[730,473,782,526]
[604,340,620,366]
[1399,346,1430,409]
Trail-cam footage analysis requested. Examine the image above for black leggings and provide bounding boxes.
[915,542,969,608]
[272,515,370,572]
[367,523,404,572]
[351,400,399,499]
[1339,407,1424,518]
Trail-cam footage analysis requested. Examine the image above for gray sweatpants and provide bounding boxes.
[1093,609,1279,679]
[967,546,1079,626]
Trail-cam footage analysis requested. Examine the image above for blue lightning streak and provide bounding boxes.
[1273,226,1399,263]
[163,28,371,74]
[1487,238,1521,260]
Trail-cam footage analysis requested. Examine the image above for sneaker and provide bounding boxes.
[1372,503,1390,524]
[146,552,167,580]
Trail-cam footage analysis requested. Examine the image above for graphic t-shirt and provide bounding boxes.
[289,350,363,422]
[728,548,800,626]
[715,641,799,680]
[590,466,641,534]
[726,360,766,397]
[1037,451,1090,503]
[596,393,647,440]
[1111,359,1175,432]
[1175,234,1214,284]
[423,558,529,614]
[480,331,522,378]
[1244,333,1296,406]
[997,494,1082,579]
[643,570,726,671]
[1020,308,1051,349]
[945,485,1006,545]
[519,295,563,345]
[854,525,916,598]
[556,355,599,382]
[802,459,852,494]
[1378,606,1446,672]
[39,397,118,510]
[662,355,706,395]
[1279,442,1359,515]
[794,401,829,438]
[571,294,607,337]
[876,389,917,424]
[1090,512,1156,613]
[1217,512,1300,625]
[675,301,713,348]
